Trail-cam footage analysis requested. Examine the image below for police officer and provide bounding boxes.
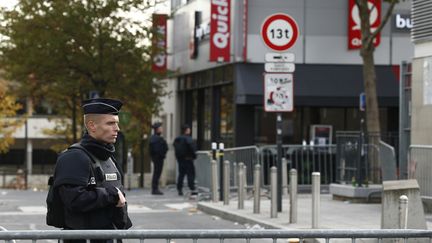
[52,98,131,242]
[173,124,197,196]
[149,121,168,195]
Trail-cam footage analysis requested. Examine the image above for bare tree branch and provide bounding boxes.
[368,1,398,46]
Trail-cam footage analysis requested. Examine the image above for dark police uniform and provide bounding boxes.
[149,122,168,194]
[52,98,131,243]
[174,131,197,195]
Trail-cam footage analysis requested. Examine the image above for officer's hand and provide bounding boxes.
[116,188,126,208]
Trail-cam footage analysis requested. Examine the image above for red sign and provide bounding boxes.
[152,14,167,72]
[261,13,299,52]
[210,0,230,62]
[348,0,381,50]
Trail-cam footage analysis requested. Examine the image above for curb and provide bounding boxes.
[197,202,286,229]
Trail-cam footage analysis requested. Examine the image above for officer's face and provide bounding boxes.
[92,114,120,144]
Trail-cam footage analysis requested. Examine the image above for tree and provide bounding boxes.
[0,0,168,151]
[354,0,401,182]
[0,78,22,153]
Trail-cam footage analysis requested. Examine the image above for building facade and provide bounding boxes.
[163,0,414,150]
[410,0,432,145]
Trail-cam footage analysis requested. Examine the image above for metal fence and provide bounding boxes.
[1,229,432,242]
[335,132,383,185]
[195,151,213,191]
[409,145,432,200]
[260,145,336,185]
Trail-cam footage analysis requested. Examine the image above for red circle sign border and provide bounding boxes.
[261,13,299,51]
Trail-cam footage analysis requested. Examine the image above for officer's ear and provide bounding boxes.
[84,114,99,133]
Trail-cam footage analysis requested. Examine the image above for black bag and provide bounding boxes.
[46,144,96,228]
[174,136,188,159]
[46,175,65,228]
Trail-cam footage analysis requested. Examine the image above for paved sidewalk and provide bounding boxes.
[198,193,432,230]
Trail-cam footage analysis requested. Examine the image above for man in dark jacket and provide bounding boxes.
[51,98,132,242]
[173,124,197,196]
[149,122,168,195]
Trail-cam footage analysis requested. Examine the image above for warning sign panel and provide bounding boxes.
[264,73,293,112]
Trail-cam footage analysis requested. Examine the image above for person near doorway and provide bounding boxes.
[149,122,168,195]
[173,124,197,196]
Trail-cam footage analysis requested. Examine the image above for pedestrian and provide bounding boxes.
[173,124,197,196]
[52,98,132,242]
[149,121,168,195]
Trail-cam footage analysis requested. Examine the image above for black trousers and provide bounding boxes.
[177,159,196,192]
[151,158,164,191]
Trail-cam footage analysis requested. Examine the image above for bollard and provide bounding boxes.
[271,166,278,218]
[289,169,298,223]
[312,172,320,228]
[399,195,409,229]
[219,143,225,201]
[223,160,230,205]
[211,160,219,202]
[238,162,245,209]
[243,165,247,198]
[282,158,288,196]
[253,164,261,214]
[233,162,238,187]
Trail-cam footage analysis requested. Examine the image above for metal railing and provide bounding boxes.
[409,145,432,199]
[195,151,213,191]
[260,144,337,185]
[1,229,432,242]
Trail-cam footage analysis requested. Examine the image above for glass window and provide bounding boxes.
[203,88,212,148]
[220,85,234,147]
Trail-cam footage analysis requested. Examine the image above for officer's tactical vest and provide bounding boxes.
[70,144,122,189]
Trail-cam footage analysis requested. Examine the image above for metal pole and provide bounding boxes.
[211,160,218,202]
[399,195,409,229]
[276,113,283,212]
[282,158,288,196]
[219,143,225,201]
[243,165,247,198]
[238,162,245,209]
[127,149,133,190]
[312,172,320,228]
[290,169,298,223]
[271,166,278,218]
[253,164,261,214]
[223,160,230,205]
[233,162,238,187]
[212,142,217,161]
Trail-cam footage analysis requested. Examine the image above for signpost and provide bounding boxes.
[261,13,299,212]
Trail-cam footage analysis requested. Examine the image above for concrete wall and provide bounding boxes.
[411,40,432,145]
[152,77,180,185]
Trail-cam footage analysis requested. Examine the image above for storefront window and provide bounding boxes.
[220,85,234,147]
[203,88,212,148]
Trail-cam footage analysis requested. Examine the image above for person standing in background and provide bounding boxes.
[149,122,168,195]
[173,124,197,196]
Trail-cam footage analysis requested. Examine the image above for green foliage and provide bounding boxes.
[0,0,169,150]
[0,79,22,153]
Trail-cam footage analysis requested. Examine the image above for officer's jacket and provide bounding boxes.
[53,146,131,230]
[149,134,168,160]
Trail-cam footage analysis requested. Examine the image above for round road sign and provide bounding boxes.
[261,13,299,51]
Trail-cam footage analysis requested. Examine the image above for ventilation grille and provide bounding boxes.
[412,0,432,43]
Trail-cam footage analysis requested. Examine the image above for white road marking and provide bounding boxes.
[164,203,193,210]
[18,206,47,213]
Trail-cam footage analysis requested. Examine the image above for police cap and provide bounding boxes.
[152,122,162,129]
[82,98,123,115]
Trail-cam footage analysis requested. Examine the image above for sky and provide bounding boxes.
[0,0,18,10]
[0,0,169,13]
